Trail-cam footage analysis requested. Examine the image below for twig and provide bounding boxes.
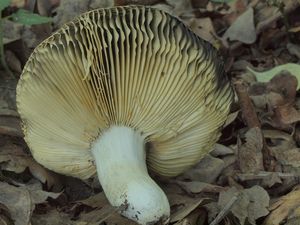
[234,80,275,171]
[237,171,297,181]
[234,80,260,128]
[209,194,239,225]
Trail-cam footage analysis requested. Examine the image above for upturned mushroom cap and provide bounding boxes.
[17,6,232,178]
[17,5,233,224]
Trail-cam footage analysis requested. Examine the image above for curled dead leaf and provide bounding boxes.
[0,142,61,189]
[176,181,225,195]
[0,181,60,225]
[264,187,300,225]
[219,186,269,225]
[223,7,256,44]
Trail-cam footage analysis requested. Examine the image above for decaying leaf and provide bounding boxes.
[238,127,264,173]
[222,0,247,24]
[211,144,234,157]
[165,0,193,17]
[176,181,224,195]
[75,192,107,209]
[248,63,300,90]
[0,115,22,137]
[249,71,300,126]
[274,148,300,168]
[10,0,26,8]
[0,181,60,225]
[3,20,23,45]
[167,190,207,224]
[53,0,114,27]
[218,186,269,225]
[79,204,135,225]
[0,142,61,189]
[31,209,77,225]
[170,198,204,223]
[187,17,218,45]
[287,43,300,59]
[263,129,300,175]
[179,155,225,183]
[73,192,135,225]
[223,7,256,44]
[264,187,300,225]
[223,111,240,128]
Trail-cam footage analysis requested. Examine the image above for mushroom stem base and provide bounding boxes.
[91,126,170,225]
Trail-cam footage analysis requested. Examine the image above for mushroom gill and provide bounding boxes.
[17,6,233,225]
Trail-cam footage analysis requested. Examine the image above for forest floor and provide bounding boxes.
[1,0,300,225]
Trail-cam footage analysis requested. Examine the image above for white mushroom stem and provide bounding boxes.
[91,126,170,225]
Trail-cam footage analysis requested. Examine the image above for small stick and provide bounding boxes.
[209,194,239,225]
[237,171,296,181]
[234,80,275,171]
[234,80,260,128]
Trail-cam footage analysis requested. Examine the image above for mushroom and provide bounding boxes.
[16,6,233,225]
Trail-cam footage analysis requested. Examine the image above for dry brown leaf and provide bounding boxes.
[31,209,77,225]
[211,144,234,157]
[0,203,13,225]
[170,198,204,223]
[79,205,135,225]
[5,50,22,74]
[223,7,256,44]
[273,148,300,168]
[53,0,114,27]
[223,0,247,25]
[167,191,206,223]
[187,17,218,45]
[179,155,225,183]
[264,187,300,225]
[238,127,264,173]
[275,106,300,125]
[165,0,193,17]
[53,0,89,27]
[263,129,300,175]
[75,192,107,209]
[267,72,300,125]
[176,181,224,195]
[223,111,240,128]
[0,93,22,137]
[0,116,22,137]
[249,71,300,127]
[0,142,61,189]
[256,0,299,33]
[285,217,300,225]
[73,192,135,225]
[219,186,269,225]
[76,185,207,224]
[37,0,55,16]
[3,20,23,45]
[0,181,60,225]
[287,43,300,59]
[10,0,26,7]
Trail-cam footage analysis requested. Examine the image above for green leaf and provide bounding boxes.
[11,9,52,25]
[247,63,300,90]
[0,0,10,12]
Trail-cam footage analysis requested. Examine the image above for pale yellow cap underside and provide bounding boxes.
[17,6,233,179]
